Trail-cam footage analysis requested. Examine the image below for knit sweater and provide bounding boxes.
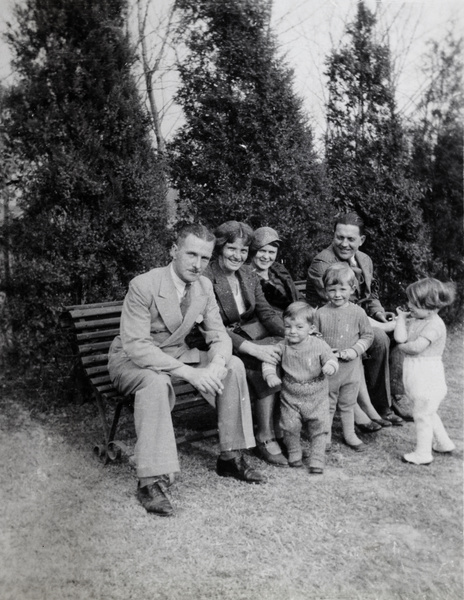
[262,335,338,383]
[314,302,373,357]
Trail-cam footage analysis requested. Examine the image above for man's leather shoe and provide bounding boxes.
[255,440,289,467]
[217,455,267,483]
[137,482,174,516]
[391,395,414,421]
[357,421,382,433]
[382,411,403,426]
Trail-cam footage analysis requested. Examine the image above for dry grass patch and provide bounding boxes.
[0,327,462,600]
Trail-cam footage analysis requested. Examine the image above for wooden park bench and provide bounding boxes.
[60,301,216,464]
[60,281,307,464]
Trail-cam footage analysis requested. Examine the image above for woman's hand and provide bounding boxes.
[242,341,282,364]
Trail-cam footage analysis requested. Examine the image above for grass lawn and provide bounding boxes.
[0,327,462,600]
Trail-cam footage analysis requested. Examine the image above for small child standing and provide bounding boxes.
[314,263,374,451]
[262,301,338,473]
[394,278,456,465]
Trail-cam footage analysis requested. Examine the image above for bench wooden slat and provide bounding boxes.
[73,317,122,331]
[76,328,120,342]
[78,340,113,354]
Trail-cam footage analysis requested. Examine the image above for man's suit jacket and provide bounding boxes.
[109,265,232,372]
[306,245,384,317]
[205,261,285,352]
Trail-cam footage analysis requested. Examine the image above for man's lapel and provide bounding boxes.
[156,268,183,333]
[355,252,372,289]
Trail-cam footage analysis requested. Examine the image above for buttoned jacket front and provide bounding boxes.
[109,265,232,372]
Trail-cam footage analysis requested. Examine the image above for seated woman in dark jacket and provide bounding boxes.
[249,227,300,312]
[204,221,288,467]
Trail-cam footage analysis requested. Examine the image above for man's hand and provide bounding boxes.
[374,311,395,322]
[206,361,228,382]
[184,366,225,396]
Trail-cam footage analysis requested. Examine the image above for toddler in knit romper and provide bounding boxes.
[262,301,338,474]
[394,277,456,465]
[314,263,374,452]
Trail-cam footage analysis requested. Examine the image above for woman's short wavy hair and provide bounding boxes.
[213,221,254,257]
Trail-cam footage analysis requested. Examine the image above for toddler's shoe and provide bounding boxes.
[357,421,382,433]
[432,441,455,454]
[345,441,366,452]
[401,452,433,465]
[309,467,323,475]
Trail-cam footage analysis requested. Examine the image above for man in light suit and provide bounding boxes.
[109,224,265,517]
[306,213,411,425]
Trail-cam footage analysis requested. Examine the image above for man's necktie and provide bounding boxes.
[180,283,192,318]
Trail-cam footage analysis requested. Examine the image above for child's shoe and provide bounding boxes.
[289,459,304,468]
[432,441,455,454]
[309,467,323,475]
[402,452,433,465]
[345,441,366,452]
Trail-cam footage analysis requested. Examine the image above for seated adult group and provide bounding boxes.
[108,216,407,517]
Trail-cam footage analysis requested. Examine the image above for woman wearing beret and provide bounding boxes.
[204,221,288,467]
[249,227,301,312]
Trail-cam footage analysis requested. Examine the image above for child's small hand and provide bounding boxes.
[322,362,337,376]
[336,348,357,361]
[265,375,281,388]
[396,307,410,319]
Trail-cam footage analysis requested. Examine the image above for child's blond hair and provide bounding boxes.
[283,301,315,324]
[322,262,356,289]
[406,278,456,310]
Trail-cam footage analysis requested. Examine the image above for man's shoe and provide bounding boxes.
[391,395,414,421]
[357,421,382,433]
[255,440,289,467]
[137,482,174,516]
[217,455,267,484]
[381,411,403,426]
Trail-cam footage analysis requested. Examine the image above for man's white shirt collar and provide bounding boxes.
[170,263,188,301]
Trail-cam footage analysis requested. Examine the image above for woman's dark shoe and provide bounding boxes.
[381,411,403,426]
[255,439,289,467]
[391,395,414,421]
[372,418,392,428]
[357,421,382,433]
[137,482,174,516]
[217,455,267,483]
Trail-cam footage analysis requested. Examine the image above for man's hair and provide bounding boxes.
[176,224,215,246]
[406,278,456,310]
[323,263,356,289]
[213,221,254,256]
[283,301,315,324]
[334,212,365,236]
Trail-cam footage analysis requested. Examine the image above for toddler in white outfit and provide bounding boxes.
[394,278,456,465]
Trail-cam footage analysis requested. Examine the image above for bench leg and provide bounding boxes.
[93,394,132,464]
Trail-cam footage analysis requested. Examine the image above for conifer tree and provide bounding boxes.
[3,0,169,365]
[325,1,431,306]
[169,0,329,277]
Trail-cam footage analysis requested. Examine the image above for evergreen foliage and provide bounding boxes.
[169,0,330,277]
[325,1,431,307]
[3,0,169,367]
[410,32,463,318]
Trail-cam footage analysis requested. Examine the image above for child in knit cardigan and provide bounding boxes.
[314,263,374,452]
[262,301,338,473]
